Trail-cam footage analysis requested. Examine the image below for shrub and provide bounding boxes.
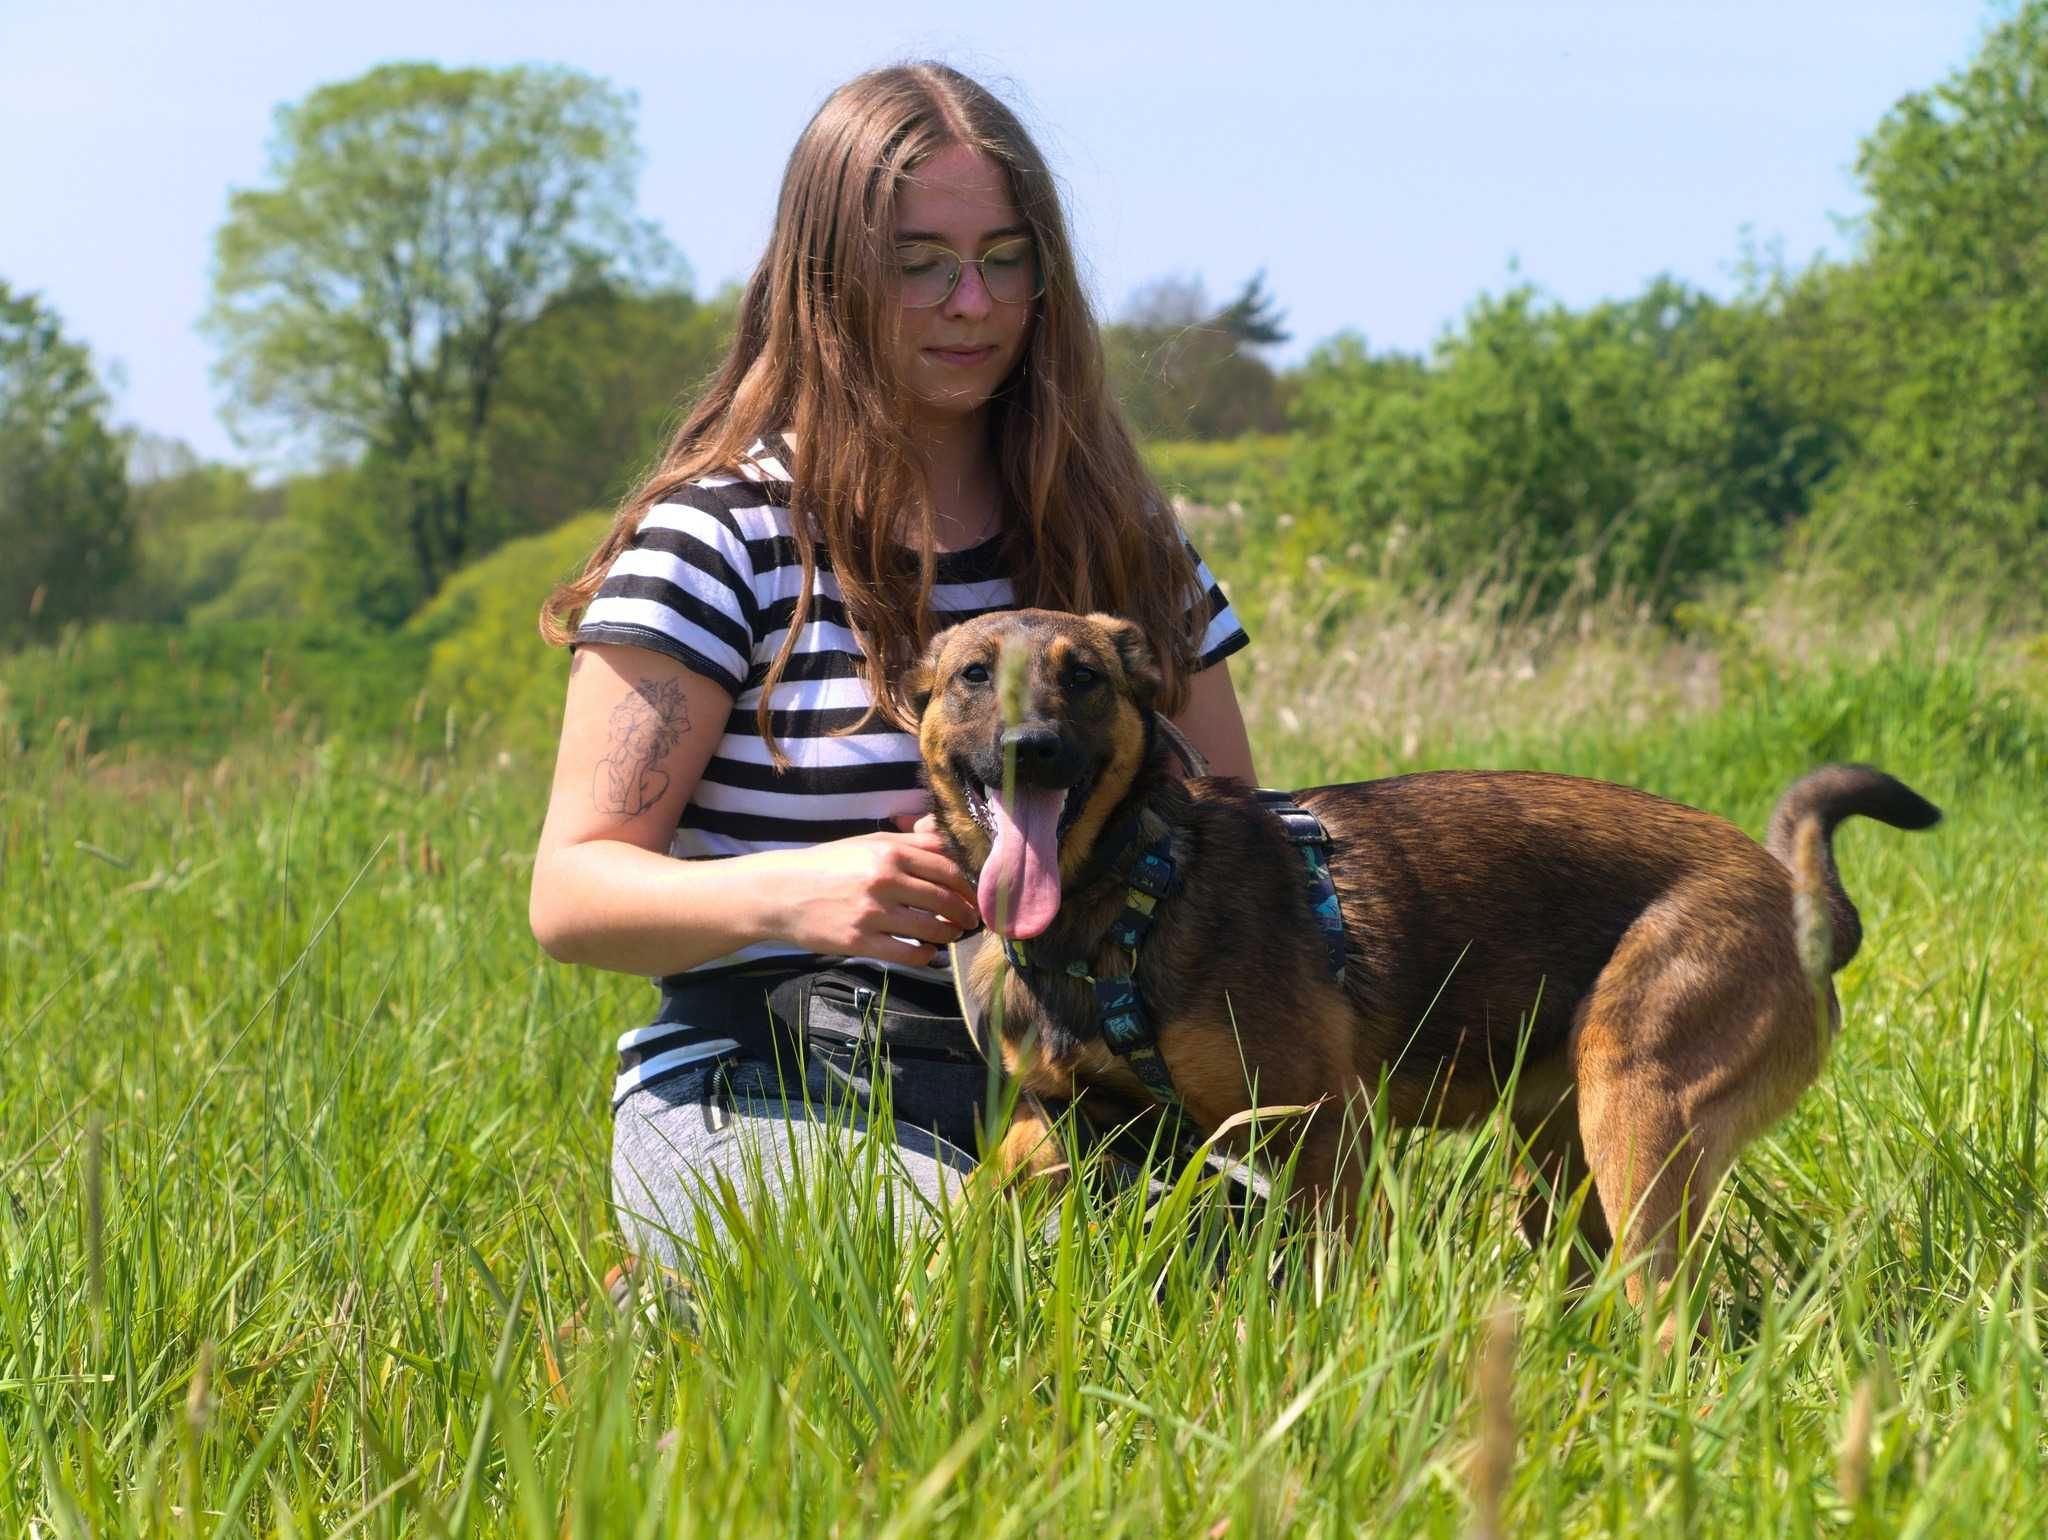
[1143,435,1292,512]
[1281,283,1830,616]
[408,511,613,759]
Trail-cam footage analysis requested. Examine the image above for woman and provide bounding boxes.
[531,63,1256,1273]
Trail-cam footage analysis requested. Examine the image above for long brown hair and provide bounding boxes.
[541,63,1208,763]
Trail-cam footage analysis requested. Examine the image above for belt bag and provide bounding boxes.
[660,965,993,1151]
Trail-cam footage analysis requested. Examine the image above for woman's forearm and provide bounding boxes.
[529,840,793,977]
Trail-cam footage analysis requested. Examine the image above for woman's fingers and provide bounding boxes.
[880,904,969,946]
[892,841,979,902]
[887,875,981,932]
[855,935,943,969]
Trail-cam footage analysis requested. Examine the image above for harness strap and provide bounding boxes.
[1001,791,1348,1126]
[1253,790,1347,978]
[1004,816,1186,1116]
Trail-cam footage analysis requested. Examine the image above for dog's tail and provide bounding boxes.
[1766,765,1941,973]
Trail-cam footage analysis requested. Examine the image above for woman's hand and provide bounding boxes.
[760,824,981,968]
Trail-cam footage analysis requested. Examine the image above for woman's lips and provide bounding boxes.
[926,344,996,367]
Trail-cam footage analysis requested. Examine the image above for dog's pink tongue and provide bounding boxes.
[979,785,1066,939]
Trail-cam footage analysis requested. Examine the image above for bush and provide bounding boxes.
[1281,282,1830,616]
[1143,436,1292,512]
[407,511,613,759]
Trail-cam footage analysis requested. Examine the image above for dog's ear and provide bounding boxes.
[906,625,958,718]
[1087,614,1162,710]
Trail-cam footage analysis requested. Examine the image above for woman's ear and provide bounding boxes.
[1087,614,1162,711]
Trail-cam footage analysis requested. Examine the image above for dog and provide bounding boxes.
[912,608,1940,1317]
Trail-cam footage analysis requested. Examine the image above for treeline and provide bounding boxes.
[1202,7,2048,622]
[6,6,2048,667]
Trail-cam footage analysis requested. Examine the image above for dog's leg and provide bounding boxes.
[1572,1048,1703,1342]
[1284,1102,1369,1231]
[1509,1073,1610,1284]
[1573,904,1828,1346]
[978,1093,1070,1190]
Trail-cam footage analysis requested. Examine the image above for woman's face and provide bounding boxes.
[887,145,1036,424]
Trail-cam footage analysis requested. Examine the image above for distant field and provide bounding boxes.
[3,598,2044,1535]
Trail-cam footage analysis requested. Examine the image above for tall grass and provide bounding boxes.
[2,592,2043,1534]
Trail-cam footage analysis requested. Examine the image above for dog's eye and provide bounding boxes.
[961,662,991,685]
[1066,665,1100,689]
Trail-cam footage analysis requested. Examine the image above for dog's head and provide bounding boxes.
[910,609,1162,941]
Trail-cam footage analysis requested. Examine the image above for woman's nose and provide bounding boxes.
[945,261,995,319]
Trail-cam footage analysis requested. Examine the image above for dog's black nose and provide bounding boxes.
[999,724,1083,787]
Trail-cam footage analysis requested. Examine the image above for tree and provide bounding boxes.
[484,282,737,535]
[1799,0,2048,603]
[206,62,676,605]
[1105,273,1293,441]
[122,434,286,622]
[0,282,130,646]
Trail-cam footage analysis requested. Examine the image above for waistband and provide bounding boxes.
[615,963,978,1105]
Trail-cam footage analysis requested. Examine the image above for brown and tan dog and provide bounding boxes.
[911,608,1940,1313]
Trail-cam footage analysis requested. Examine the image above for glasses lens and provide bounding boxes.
[980,239,1041,304]
[895,244,959,308]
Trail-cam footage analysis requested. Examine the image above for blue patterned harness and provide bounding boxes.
[1000,791,1347,1116]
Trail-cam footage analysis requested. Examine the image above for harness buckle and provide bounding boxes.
[1096,976,1148,1055]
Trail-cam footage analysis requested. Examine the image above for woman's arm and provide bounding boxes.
[1171,658,1258,785]
[529,643,979,976]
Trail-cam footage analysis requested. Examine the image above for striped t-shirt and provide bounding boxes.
[574,440,1250,1103]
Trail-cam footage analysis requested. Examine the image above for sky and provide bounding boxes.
[0,0,1995,471]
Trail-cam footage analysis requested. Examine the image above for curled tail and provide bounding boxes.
[1766,765,1941,972]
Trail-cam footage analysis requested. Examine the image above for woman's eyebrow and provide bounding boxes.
[893,223,1032,243]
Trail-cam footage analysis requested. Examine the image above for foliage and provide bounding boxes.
[407,510,612,757]
[1280,280,1834,613]
[1106,274,1293,441]
[205,62,676,600]
[1142,434,1292,512]
[119,436,285,623]
[0,282,130,646]
[4,613,2042,1533]
[0,616,437,759]
[1791,1,2048,609]
[485,284,738,537]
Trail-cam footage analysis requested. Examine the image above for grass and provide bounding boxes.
[2,594,2044,1535]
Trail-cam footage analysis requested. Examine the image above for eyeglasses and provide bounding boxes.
[891,237,1043,309]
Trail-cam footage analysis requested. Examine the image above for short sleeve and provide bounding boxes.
[1183,536,1250,671]
[572,487,760,698]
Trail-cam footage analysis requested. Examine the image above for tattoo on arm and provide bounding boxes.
[593,677,692,816]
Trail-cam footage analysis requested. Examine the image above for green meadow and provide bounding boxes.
[4,594,2043,1536]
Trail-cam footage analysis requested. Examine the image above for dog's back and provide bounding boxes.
[1276,770,1781,1076]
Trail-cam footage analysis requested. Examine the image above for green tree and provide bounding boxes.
[206,62,676,608]
[1801,0,2048,604]
[1105,273,1293,441]
[0,282,130,646]
[122,434,286,622]
[485,282,737,535]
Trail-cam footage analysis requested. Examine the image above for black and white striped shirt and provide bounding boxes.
[575,441,1250,1103]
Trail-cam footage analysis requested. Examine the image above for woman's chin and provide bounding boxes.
[907,384,999,422]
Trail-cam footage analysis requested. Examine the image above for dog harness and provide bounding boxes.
[1000,793,1347,1117]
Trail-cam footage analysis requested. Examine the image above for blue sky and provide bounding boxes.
[0,0,1994,469]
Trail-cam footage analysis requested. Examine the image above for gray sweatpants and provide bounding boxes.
[610,1056,981,1270]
